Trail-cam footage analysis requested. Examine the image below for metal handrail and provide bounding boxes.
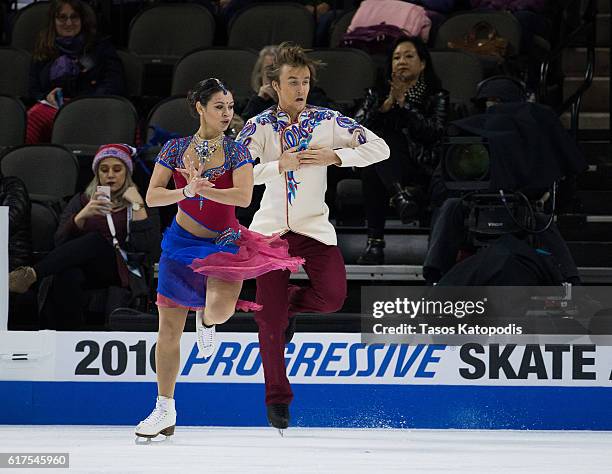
[539,0,597,137]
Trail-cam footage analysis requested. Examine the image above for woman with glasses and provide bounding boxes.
[26,0,125,144]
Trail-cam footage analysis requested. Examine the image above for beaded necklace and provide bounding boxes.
[191,133,224,165]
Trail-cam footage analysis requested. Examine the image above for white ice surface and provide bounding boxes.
[0,426,611,473]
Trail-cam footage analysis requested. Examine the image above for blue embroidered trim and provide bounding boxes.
[197,137,254,181]
[161,136,253,182]
[156,160,174,171]
[335,115,367,144]
[235,121,257,147]
[215,227,241,246]
[287,172,300,205]
[234,159,255,170]
[248,106,337,205]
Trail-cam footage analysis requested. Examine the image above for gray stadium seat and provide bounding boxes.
[308,49,375,109]
[430,50,484,112]
[10,2,49,53]
[128,4,215,63]
[146,96,198,142]
[0,47,31,97]
[30,202,59,253]
[228,3,314,50]
[433,11,522,55]
[143,96,199,161]
[0,144,79,201]
[0,95,26,148]
[329,10,356,48]
[51,96,138,154]
[117,50,144,97]
[171,48,258,102]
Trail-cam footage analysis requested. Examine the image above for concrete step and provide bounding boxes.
[577,163,612,187]
[562,47,610,75]
[578,141,612,164]
[564,76,609,112]
[558,216,612,241]
[568,242,612,266]
[575,190,612,214]
[562,111,610,129]
[338,233,428,265]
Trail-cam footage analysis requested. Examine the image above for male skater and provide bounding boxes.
[237,42,389,431]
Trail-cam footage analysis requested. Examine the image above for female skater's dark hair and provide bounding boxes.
[187,78,230,116]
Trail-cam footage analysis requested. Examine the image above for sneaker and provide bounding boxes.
[8,266,37,294]
[195,310,216,358]
[135,396,176,438]
[266,403,290,429]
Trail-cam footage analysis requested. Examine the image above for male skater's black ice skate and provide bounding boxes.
[267,403,290,436]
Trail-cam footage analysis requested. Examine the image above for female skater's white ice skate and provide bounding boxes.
[135,396,176,442]
[195,310,216,358]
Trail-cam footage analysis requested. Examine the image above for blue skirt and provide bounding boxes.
[156,219,239,309]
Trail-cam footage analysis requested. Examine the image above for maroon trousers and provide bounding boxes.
[255,232,347,405]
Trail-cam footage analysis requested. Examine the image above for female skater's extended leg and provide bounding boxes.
[135,307,188,439]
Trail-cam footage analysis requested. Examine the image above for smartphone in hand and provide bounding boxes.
[96,185,111,214]
[55,89,64,108]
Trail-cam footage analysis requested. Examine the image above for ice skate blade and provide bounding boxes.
[134,434,174,445]
[135,425,175,444]
[278,429,284,437]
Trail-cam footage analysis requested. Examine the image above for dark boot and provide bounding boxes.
[390,182,418,223]
[267,403,290,429]
[356,238,385,265]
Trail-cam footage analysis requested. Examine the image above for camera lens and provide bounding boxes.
[446,144,489,181]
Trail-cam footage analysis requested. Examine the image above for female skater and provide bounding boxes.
[135,78,303,439]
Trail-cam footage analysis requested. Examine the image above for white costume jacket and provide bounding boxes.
[236,105,390,246]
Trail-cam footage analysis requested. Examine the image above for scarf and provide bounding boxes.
[49,34,85,83]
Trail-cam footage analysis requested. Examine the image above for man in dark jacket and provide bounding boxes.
[424,77,586,285]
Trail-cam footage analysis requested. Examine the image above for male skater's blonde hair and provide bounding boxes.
[268,42,325,85]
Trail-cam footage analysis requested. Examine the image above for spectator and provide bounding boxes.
[1,174,31,272]
[301,1,333,46]
[26,0,125,144]
[8,144,158,329]
[2,172,33,328]
[355,35,449,264]
[241,45,279,120]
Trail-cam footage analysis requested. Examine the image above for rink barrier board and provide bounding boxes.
[1,331,611,429]
[1,381,612,430]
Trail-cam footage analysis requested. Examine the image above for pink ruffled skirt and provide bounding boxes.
[156,219,303,311]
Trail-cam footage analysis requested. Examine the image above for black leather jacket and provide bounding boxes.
[0,177,32,270]
[355,88,449,171]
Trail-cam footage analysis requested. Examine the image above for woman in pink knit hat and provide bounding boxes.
[8,144,159,328]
